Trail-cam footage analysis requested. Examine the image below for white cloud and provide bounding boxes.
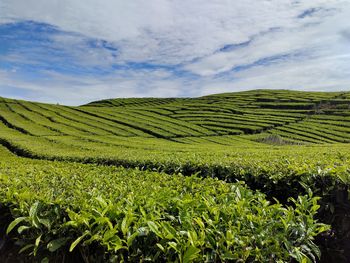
[197,53,350,96]
[0,68,188,105]
[1,0,347,64]
[185,2,350,76]
[0,0,350,103]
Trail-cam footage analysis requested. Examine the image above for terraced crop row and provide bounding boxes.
[1,90,350,149]
[0,146,330,262]
[1,90,350,262]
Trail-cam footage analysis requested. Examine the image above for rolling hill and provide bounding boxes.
[0,89,350,262]
[1,89,350,149]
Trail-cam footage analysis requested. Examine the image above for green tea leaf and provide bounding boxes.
[47,238,69,252]
[182,246,201,263]
[69,231,89,252]
[6,217,27,234]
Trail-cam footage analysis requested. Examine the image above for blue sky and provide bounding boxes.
[0,1,349,105]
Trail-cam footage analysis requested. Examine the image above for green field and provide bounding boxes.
[0,90,350,262]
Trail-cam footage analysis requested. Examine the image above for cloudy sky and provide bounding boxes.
[0,0,349,105]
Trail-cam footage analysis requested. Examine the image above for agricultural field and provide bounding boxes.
[0,89,350,262]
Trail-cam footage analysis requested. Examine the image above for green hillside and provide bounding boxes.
[1,89,350,147]
[1,90,350,262]
[83,90,350,143]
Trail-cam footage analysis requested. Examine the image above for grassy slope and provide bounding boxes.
[0,90,349,181]
[1,90,350,261]
[0,90,349,173]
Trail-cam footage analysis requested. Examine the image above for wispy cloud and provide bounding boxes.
[0,0,349,104]
[0,67,194,105]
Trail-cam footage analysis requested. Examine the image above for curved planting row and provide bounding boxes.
[0,146,328,262]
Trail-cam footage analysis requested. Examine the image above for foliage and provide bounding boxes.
[0,151,328,262]
[1,90,350,262]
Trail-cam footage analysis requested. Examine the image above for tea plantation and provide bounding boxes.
[0,90,350,262]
